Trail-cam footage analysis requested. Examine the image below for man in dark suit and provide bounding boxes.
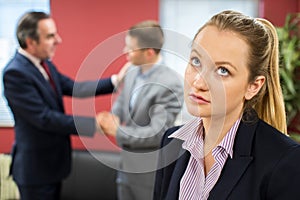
[2,11,126,200]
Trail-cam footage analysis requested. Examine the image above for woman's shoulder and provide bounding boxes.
[257,119,296,141]
[255,118,300,151]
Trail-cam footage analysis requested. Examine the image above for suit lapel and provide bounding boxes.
[45,61,64,111]
[130,67,161,115]
[18,53,62,109]
[208,120,257,199]
[127,67,139,95]
[130,82,151,114]
[123,67,139,124]
[166,149,190,200]
[34,66,60,107]
[129,68,149,116]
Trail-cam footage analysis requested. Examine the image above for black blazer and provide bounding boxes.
[3,52,114,185]
[154,118,300,200]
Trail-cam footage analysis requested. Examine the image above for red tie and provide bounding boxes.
[40,61,57,93]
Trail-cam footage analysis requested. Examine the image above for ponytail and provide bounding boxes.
[254,19,287,134]
[199,11,287,134]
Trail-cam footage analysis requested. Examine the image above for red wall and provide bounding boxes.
[260,0,300,26]
[51,0,159,151]
[0,128,15,153]
[0,0,159,153]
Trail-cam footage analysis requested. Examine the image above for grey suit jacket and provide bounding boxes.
[112,63,184,176]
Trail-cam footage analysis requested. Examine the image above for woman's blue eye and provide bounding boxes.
[190,57,201,67]
[217,67,229,76]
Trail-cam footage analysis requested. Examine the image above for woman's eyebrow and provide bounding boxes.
[215,61,237,71]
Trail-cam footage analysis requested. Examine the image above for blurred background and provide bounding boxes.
[1,0,299,152]
[0,0,299,199]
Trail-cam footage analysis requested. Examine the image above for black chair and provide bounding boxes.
[61,150,120,200]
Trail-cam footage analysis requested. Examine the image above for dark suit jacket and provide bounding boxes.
[154,118,300,200]
[3,52,114,186]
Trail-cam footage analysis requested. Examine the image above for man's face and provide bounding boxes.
[31,18,62,60]
[123,35,147,66]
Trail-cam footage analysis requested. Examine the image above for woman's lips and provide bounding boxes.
[189,93,210,104]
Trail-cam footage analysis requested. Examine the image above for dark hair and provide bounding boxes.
[128,20,164,54]
[17,11,50,48]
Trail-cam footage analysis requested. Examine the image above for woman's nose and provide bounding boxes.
[193,73,208,90]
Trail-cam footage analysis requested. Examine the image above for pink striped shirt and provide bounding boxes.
[169,117,241,200]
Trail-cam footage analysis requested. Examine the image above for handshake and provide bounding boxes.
[95,111,120,136]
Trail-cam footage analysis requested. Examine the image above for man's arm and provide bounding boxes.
[3,68,96,136]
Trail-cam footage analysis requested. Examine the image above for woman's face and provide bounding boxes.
[184,25,257,120]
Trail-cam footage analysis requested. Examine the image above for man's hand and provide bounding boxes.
[96,111,120,136]
[116,62,131,85]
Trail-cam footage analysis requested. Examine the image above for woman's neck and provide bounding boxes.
[202,110,242,155]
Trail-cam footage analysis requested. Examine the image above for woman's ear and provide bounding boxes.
[245,75,265,100]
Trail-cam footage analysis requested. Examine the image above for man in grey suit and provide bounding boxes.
[97,20,183,200]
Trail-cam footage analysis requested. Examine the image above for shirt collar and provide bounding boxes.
[136,55,163,78]
[170,117,241,159]
[214,118,241,158]
[18,48,41,67]
[169,117,202,141]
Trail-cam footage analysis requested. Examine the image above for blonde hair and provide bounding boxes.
[195,10,287,134]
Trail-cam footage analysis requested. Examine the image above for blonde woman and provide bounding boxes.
[154,10,300,200]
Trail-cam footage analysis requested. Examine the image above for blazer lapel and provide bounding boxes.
[208,120,258,199]
[166,149,190,200]
[128,68,149,116]
[19,55,56,103]
[130,82,151,114]
[16,53,63,111]
[19,54,61,109]
[127,67,139,95]
[123,67,139,123]
[129,67,161,115]
[45,61,64,111]
[35,68,59,106]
